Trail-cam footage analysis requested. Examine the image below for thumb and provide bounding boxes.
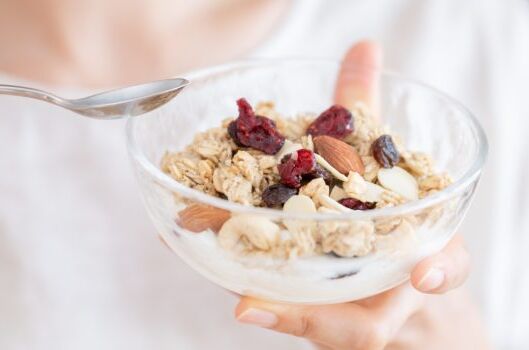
[334,40,383,113]
[234,284,421,350]
[235,298,384,349]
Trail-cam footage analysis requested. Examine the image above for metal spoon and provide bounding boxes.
[0,78,190,119]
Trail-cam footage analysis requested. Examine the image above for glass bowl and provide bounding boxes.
[126,59,487,304]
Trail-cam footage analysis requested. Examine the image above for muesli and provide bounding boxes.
[162,98,451,259]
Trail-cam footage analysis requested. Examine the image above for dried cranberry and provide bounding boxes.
[278,149,317,188]
[227,98,285,155]
[306,105,354,139]
[262,184,298,207]
[338,198,376,210]
[371,135,400,168]
[237,97,255,119]
[295,149,317,173]
[227,121,243,146]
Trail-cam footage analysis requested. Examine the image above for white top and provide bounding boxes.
[1,0,529,349]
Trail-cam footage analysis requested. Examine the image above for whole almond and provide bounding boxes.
[178,204,231,233]
[314,135,365,175]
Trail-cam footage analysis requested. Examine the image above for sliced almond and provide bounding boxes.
[343,171,385,202]
[363,182,386,202]
[178,203,231,233]
[319,194,352,213]
[276,140,303,160]
[283,194,317,213]
[283,194,317,233]
[330,186,347,201]
[377,166,419,200]
[315,154,348,182]
[313,136,365,175]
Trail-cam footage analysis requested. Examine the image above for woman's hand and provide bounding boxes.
[234,42,482,350]
[235,236,472,349]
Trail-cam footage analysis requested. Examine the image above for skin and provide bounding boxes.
[0,1,490,348]
[0,0,288,86]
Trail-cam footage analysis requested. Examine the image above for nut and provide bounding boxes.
[276,139,303,160]
[218,214,280,251]
[377,166,419,200]
[330,186,347,201]
[283,194,317,234]
[319,194,351,212]
[283,194,317,213]
[314,154,348,181]
[313,135,365,175]
[343,172,385,202]
[178,203,231,233]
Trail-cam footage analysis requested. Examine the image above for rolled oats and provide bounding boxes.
[321,220,375,257]
[212,166,253,205]
[161,100,451,259]
[377,190,406,208]
[361,156,380,182]
[233,151,262,188]
[419,173,453,192]
[401,151,434,177]
[299,178,330,208]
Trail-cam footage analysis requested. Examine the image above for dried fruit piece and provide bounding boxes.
[377,166,419,200]
[178,204,231,233]
[227,120,243,146]
[306,105,354,139]
[371,135,400,168]
[338,198,376,210]
[262,184,298,207]
[228,98,285,154]
[278,149,317,188]
[314,135,365,175]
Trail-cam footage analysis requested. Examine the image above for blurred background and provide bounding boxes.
[0,0,528,349]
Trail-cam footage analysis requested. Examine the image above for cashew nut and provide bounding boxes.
[218,214,280,252]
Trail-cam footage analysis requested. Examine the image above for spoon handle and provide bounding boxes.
[0,84,64,105]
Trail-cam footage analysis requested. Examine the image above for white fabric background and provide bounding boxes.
[1,0,528,349]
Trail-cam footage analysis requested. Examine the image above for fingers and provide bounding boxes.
[236,298,385,349]
[334,40,382,112]
[411,234,471,294]
[235,284,422,350]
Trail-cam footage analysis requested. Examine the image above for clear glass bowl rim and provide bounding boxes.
[126,58,488,221]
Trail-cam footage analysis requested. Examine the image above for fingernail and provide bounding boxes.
[417,268,445,291]
[237,308,278,328]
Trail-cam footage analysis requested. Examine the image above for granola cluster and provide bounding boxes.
[162,99,452,259]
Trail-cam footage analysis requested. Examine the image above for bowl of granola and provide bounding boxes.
[126,59,487,304]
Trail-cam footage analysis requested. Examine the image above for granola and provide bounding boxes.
[163,98,452,259]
